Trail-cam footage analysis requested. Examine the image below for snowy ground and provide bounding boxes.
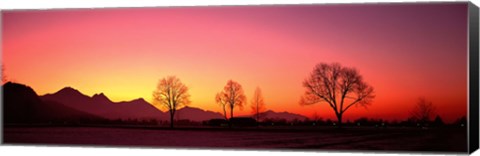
[3,126,467,153]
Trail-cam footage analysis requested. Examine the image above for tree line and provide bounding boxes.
[1,63,460,128]
[152,76,267,128]
[151,62,459,129]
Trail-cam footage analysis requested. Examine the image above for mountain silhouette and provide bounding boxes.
[106,98,168,120]
[6,82,309,123]
[3,82,101,123]
[41,86,227,122]
[41,88,166,120]
[259,110,309,121]
[175,106,224,122]
[91,93,112,104]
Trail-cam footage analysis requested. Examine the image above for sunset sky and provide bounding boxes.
[2,3,468,122]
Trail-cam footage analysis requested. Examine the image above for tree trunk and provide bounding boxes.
[336,114,343,128]
[256,109,259,122]
[223,106,228,120]
[230,107,234,119]
[229,106,234,128]
[170,113,174,128]
[256,113,259,126]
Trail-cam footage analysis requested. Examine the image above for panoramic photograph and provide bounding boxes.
[2,2,469,153]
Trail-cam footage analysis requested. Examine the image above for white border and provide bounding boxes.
[0,0,478,156]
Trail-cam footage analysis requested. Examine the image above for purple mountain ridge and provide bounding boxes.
[41,87,166,120]
[3,82,101,123]
[259,110,309,121]
[5,82,311,123]
[41,87,223,122]
[174,106,224,122]
[23,85,309,122]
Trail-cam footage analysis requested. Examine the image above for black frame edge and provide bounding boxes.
[469,1,479,154]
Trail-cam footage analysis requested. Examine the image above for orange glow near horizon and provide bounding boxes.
[2,4,468,123]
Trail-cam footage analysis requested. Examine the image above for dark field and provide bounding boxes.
[3,126,467,153]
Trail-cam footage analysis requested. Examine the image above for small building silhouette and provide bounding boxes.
[206,118,228,127]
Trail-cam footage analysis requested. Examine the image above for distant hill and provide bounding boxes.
[3,82,101,124]
[175,106,224,122]
[6,82,308,123]
[41,87,166,120]
[259,110,309,121]
[41,86,227,122]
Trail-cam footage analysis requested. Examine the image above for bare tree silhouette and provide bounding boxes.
[410,97,436,126]
[215,80,246,122]
[250,87,266,122]
[215,92,229,120]
[152,76,191,128]
[300,62,375,128]
[2,64,7,84]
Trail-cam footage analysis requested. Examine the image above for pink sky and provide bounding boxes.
[2,3,468,122]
